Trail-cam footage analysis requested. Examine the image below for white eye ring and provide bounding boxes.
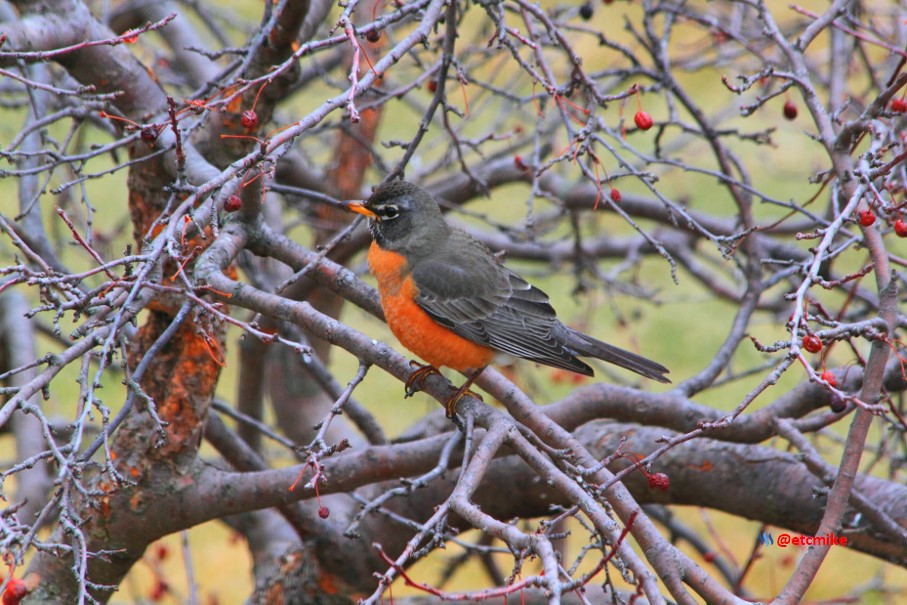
[382,205,399,219]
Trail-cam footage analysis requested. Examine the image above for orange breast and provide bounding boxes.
[367,242,494,372]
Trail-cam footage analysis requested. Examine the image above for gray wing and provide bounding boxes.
[410,232,594,374]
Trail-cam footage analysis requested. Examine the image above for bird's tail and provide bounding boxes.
[566,329,671,384]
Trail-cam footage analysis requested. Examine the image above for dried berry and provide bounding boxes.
[140,125,159,146]
[783,99,798,120]
[648,472,670,491]
[224,195,242,212]
[514,155,529,173]
[579,2,594,20]
[829,396,846,413]
[365,29,381,43]
[240,109,258,130]
[634,110,653,130]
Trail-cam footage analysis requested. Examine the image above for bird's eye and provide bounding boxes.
[381,205,399,220]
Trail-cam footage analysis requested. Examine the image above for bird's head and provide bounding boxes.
[344,181,449,256]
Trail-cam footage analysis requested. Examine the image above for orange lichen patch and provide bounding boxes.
[689,460,713,473]
[225,94,243,114]
[368,243,494,372]
[318,572,339,595]
[121,310,224,460]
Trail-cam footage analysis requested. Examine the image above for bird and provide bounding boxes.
[343,180,670,416]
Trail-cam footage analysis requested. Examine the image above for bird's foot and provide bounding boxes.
[444,367,486,419]
[404,361,440,398]
[444,384,483,419]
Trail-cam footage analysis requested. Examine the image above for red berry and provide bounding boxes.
[648,472,670,491]
[365,29,381,43]
[895,219,907,237]
[820,370,837,388]
[318,506,330,519]
[610,188,621,202]
[783,100,798,120]
[634,110,653,130]
[155,543,170,561]
[224,195,242,212]
[891,98,907,113]
[802,334,822,354]
[513,155,529,173]
[2,578,28,605]
[427,80,438,93]
[858,210,875,227]
[703,552,716,563]
[240,109,258,130]
[148,578,169,602]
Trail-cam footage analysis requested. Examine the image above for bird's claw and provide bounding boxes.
[404,362,440,398]
[444,386,483,419]
[404,362,484,422]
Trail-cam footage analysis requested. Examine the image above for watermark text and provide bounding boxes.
[759,532,847,548]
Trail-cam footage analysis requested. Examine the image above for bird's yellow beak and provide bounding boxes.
[341,200,378,220]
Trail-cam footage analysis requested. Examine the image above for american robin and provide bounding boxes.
[344,180,670,416]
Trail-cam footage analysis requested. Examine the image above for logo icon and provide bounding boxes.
[759,532,774,546]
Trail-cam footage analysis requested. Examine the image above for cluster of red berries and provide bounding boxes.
[857,209,907,236]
